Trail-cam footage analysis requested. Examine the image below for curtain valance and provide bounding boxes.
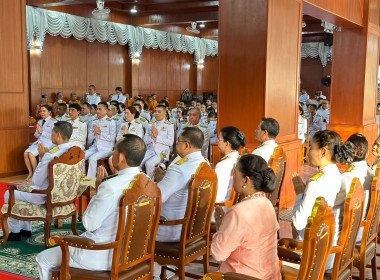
[301,42,332,67]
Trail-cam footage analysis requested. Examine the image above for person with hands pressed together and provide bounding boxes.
[211,154,280,280]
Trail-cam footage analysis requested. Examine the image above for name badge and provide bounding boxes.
[102,125,107,127]
[161,127,167,131]
[131,129,136,132]
[73,127,78,129]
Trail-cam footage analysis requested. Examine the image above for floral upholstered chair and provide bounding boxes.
[1,146,84,248]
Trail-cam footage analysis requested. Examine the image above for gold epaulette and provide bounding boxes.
[149,120,156,124]
[175,158,189,165]
[113,117,119,121]
[79,119,86,123]
[345,165,355,172]
[140,117,146,122]
[164,120,173,125]
[199,124,208,128]
[310,171,324,181]
[135,120,140,124]
[51,118,57,121]
[183,124,190,128]
[219,155,228,161]
[101,174,118,182]
[49,147,60,154]
[106,118,112,121]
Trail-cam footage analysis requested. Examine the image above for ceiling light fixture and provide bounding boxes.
[130,7,138,14]
[199,22,205,28]
[92,0,110,20]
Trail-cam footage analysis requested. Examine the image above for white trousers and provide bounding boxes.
[3,190,46,233]
[84,146,113,177]
[140,150,160,179]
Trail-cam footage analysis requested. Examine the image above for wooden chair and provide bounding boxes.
[154,162,217,280]
[50,174,162,280]
[324,178,364,279]
[352,162,380,279]
[278,197,335,280]
[203,271,260,280]
[268,146,287,221]
[0,146,84,248]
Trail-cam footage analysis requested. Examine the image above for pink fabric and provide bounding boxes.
[211,196,281,280]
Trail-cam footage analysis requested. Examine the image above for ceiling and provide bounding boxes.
[26,1,326,42]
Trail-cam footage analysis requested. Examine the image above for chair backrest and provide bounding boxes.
[332,178,364,276]
[182,162,217,244]
[364,162,380,244]
[47,146,85,209]
[297,197,335,280]
[112,174,161,276]
[268,146,287,205]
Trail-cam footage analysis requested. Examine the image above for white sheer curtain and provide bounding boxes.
[301,42,332,67]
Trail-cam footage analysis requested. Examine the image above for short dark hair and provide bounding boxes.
[345,134,368,162]
[41,104,52,112]
[135,98,148,110]
[89,85,96,90]
[237,154,276,193]
[82,102,90,109]
[116,134,146,167]
[221,126,246,150]
[53,121,73,141]
[260,118,280,139]
[98,102,108,110]
[115,86,122,92]
[133,103,142,111]
[309,104,317,110]
[126,106,140,119]
[69,103,82,112]
[58,103,67,109]
[207,112,217,118]
[70,92,77,97]
[158,100,169,108]
[110,100,119,106]
[155,104,167,111]
[91,104,97,110]
[180,127,204,149]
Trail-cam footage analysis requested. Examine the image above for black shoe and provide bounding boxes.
[0,232,22,241]
[20,230,32,238]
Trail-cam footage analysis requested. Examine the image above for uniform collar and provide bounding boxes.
[58,142,70,149]
[117,166,140,176]
[44,116,51,121]
[100,116,107,121]
[349,160,368,168]
[71,117,79,123]
[320,163,338,172]
[261,139,276,146]
[184,151,203,160]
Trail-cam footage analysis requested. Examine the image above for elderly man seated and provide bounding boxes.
[1,121,73,241]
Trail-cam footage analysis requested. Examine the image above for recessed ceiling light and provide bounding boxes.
[130,7,137,14]
[199,22,205,28]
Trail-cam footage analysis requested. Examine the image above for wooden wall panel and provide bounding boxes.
[62,37,87,90]
[41,36,63,89]
[300,58,325,98]
[197,56,218,95]
[138,49,151,90]
[180,54,197,92]
[0,94,29,128]
[167,52,181,90]
[109,44,129,92]
[87,41,109,90]
[150,49,167,90]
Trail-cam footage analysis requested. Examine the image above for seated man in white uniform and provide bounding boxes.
[154,127,207,242]
[1,121,72,241]
[68,103,87,150]
[84,102,116,177]
[55,103,71,122]
[110,86,126,104]
[36,134,147,280]
[251,117,280,164]
[141,105,174,179]
[85,85,101,105]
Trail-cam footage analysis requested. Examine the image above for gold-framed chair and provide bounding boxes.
[50,174,161,280]
[154,162,217,280]
[1,146,84,248]
[278,197,335,280]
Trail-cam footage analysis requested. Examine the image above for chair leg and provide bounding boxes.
[54,219,62,228]
[178,266,185,280]
[44,220,52,248]
[160,266,167,280]
[71,212,78,235]
[203,253,209,274]
[371,257,377,280]
[78,196,85,222]
[0,215,9,246]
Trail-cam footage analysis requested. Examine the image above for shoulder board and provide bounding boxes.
[345,165,355,172]
[49,147,60,154]
[65,114,70,117]
[164,120,173,125]
[94,118,98,120]
[302,115,307,119]
[106,118,112,121]
[89,114,93,116]
[135,120,140,124]
[79,119,86,123]
[316,114,322,117]
[113,117,119,121]
[310,171,324,181]
[101,174,118,183]
[169,114,173,118]
[51,118,56,121]
[183,124,190,128]
[175,158,189,165]
[149,121,156,124]
[117,113,122,116]
[210,118,217,121]
[200,124,208,128]
[144,110,149,113]
[220,155,228,161]
[140,117,146,122]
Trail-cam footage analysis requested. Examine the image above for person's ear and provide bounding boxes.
[321,147,327,158]
[118,152,126,165]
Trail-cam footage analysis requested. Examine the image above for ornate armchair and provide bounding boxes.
[50,174,161,280]
[1,146,84,248]
[154,162,217,280]
[278,197,335,280]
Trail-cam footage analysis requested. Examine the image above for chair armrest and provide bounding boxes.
[50,235,117,250]
[278,238,303,250]
[329,245,343,254]
[8,184,47,194]
[215,201,233,207]
[159,217,187,226]
[277,247,302,264]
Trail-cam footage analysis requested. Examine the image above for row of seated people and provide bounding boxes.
[11,116,379,279]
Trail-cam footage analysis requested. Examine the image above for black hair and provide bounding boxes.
[126,106,140,119]
[53,121,73,141]
[82,102,90,109]
[98,102,108,110]
[119,103,126,110]
[158,100,169,108]
[312,130,355,165]
[309,104,317,110]
[237,154,276,193]
[110,100,119,106]
[89,85,96,90]
[58,103,67,109]
[41,104,52,112]
[260,118,280,139]
[220,126,246,150]
[115,86,122,92]
[182,109,188,115]
[299,105,304,115]
[345,134,368,162]
[91,104,97,110]
[116,134,147,167]
[208,112,217,118]
[133,103,142,111]
[207,107,216,114]
[155,104,167,111]
[69,103,82,112]
[180,127,204,149]
[135,98,148,110]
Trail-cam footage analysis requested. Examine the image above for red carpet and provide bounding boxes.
[0,271,34,279]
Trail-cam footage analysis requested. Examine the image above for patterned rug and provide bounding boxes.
[0,217,84,279]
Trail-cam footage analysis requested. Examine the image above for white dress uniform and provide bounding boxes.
[309,114,324,139]
[179,123,210,158]
[140,110,151,122]
[141,120,174,178]
[84,116,116,177]
[299,93,310,104]
[317,108,330,129]
[111,94,126,104]
[25,116,57,156]
[137,116,149,135]
[177,120,188,139]
[116,119,144,141]
[342,161,374,243]
[68,118,87,150]
[55,114,71,122]
[156,151,207,242]
[112,116,122,134]
[292,164,346,271]
[200,113,208,125]
[86,93,101,105]
[36,167,142,280]
[251,139,278,164]
[215,151,240,203]
[79,114,92,125]
[171,107,178,119]
[5,143,71,233]
[298,115,308,144]
[208,118,217,144]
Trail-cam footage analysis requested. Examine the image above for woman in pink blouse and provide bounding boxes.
[211,154,281,280]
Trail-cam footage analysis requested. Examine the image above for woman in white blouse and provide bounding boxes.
[298,105,308,143]
[215,126,246,203]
